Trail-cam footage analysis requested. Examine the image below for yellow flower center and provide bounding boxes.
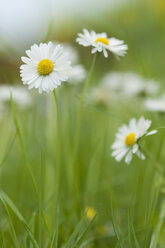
[95,37,109,45]
[37,59,54,75]
[125,132,136,147]
[85,207,96,220]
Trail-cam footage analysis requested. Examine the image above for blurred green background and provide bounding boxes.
[0,0,165,247]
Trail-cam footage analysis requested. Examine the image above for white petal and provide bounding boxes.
[146,130,158,136]
[125,151,133,164]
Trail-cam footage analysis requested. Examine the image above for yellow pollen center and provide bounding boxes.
[95,37,109,45]
[37,59,54,75]
[125,133,136,147]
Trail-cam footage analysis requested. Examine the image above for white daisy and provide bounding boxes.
[111,117,157,164]
[76,29,128,58]
[53,42,79,64]
[66,65,87,84]
[89,87,112,107]
[60,43,79,64]
[20,42,71,93]
[101,72,159,97]
[144,95,165,112]
[0,85,32,107]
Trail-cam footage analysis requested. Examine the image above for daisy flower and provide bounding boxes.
[53,43,86,84]
[53,42,79,64]
[0,85,32,107]
[89,87,112,107]
[101,72,159,97]
[111,117,157,164]
[76,29,128,58]
[144,95,165,113]
[20,42,71,93]
[66,65,87,84]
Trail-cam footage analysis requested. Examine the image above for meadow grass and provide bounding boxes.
[1,1,165,247]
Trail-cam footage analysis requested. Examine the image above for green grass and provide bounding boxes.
[0,82,165,247]
[1,1,165,247]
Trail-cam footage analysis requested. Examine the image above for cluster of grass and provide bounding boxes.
[1,1,165,247]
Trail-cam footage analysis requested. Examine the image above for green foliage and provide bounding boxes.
[1,1,165,247]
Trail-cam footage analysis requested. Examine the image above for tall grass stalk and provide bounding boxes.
[73,53,98,165]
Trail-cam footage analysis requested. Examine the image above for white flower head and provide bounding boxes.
[111,117,157,164]
[53,42,79,64]
[66,65,87,84]
[76,29,128,58]
[20,42,71,93]
[0,85,32,107]
[144,95,165,113]
[101,72,159,97]
[89,87,112,107]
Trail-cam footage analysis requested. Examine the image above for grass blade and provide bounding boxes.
[149,200,165,248]
[110,199,123,248]
[0,190,39,248]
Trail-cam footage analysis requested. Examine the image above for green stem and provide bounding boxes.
[127,209,132,248]
[110,198,123,248]
[73,53,98,164]
[53,90,61,187]
[156,129,165,160]
[52,90,61,248]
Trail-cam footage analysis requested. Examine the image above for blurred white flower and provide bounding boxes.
[76,29,128,58]
[20,42,71,93]
[0,85,32,107]
[66,65,86,84]
[89,87,112,107]
[53,42,87,84]
[111,117,157,164]
[60,43,79,64]
[144,95,165,112]
[101,72,159,97]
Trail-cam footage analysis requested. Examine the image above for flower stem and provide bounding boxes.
[73,53,98,164]
[53,90,61,194]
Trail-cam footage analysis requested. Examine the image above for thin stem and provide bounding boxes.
[52,90,61,248]
[156,129,165,159]
[53,90,61,187]
[73,53,98,164]
[127,209,132,248]
[110,198,123,248]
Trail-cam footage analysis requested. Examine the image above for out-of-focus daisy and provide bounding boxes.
[76,29,128,58]
[89,87,113,107]
[0,85,32,107]
[111,117,157,164]
[85,206,96,220]
[53,42,87,84]
[20,42,71,93]
[54,42,79,64]
[66,65,86,84]
[144,95,165,112]
[101,72,159,97]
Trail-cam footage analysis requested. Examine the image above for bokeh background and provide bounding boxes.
[0,0,165,82]
[1,0,165,247]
